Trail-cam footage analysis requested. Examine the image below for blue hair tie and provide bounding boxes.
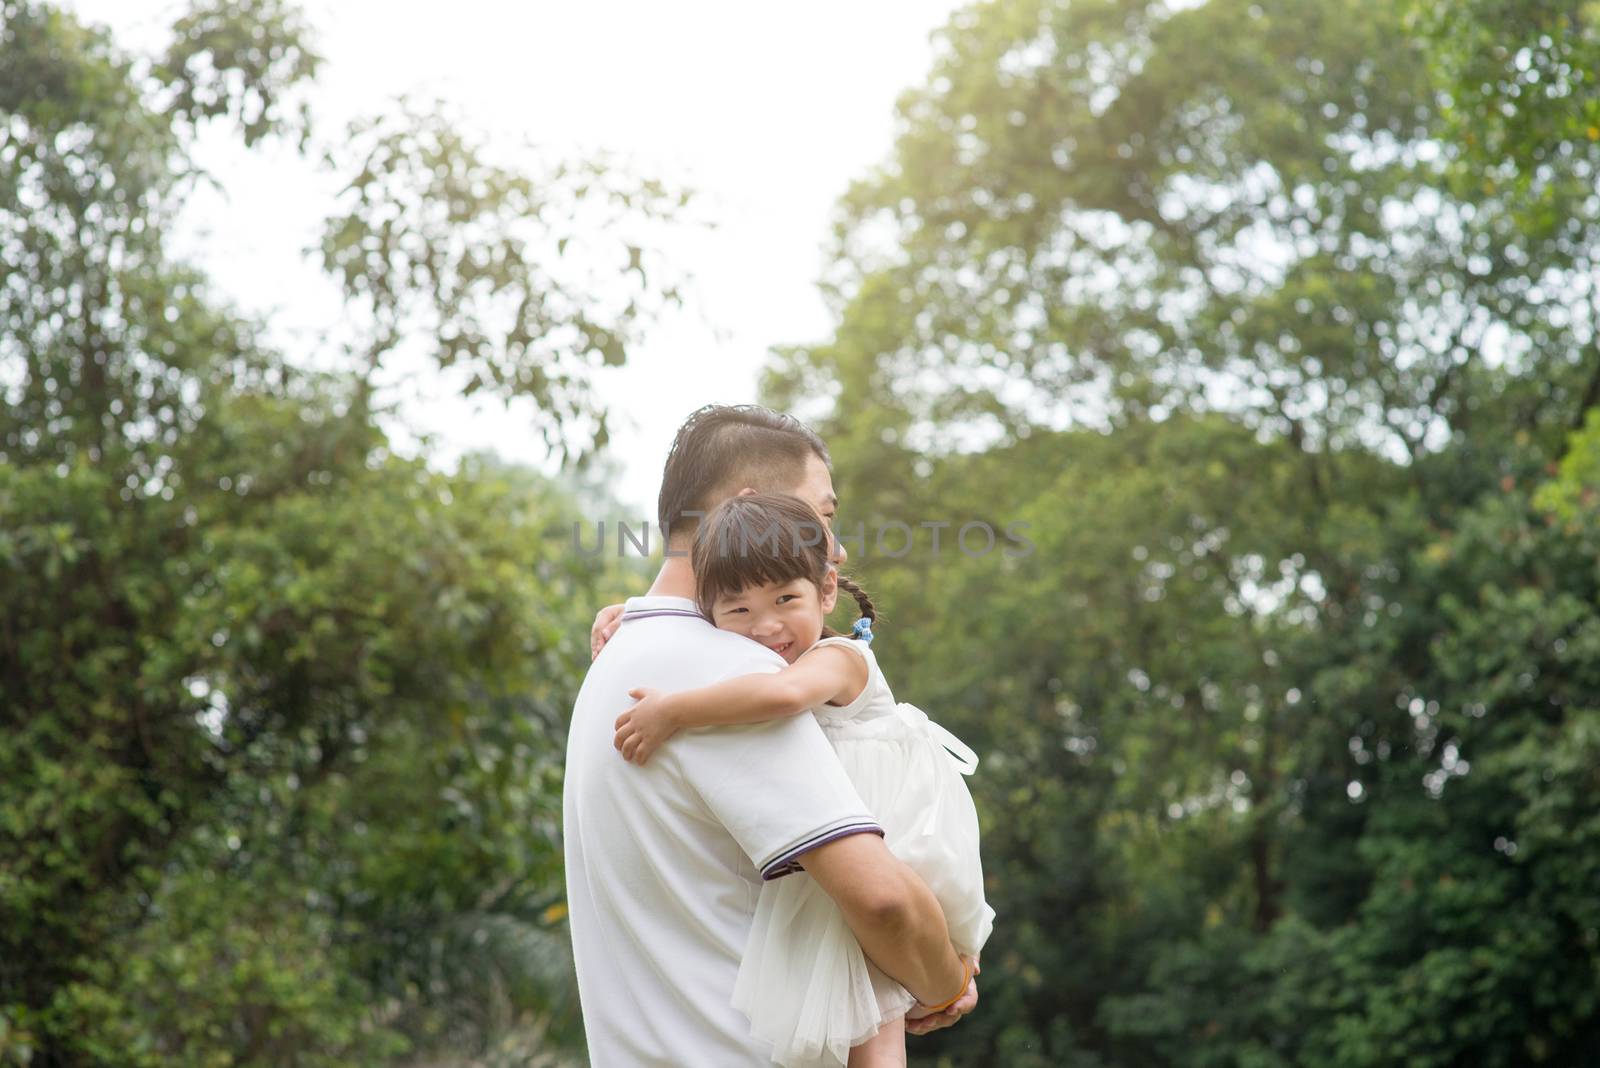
[851,617,874,645]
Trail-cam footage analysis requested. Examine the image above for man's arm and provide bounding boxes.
[796,832,970,1008]
[671,670,977,1025]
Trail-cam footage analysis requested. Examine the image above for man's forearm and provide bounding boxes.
[798,836,966,1006]
[850,860,968,1005]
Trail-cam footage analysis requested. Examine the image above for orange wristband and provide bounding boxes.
[918,957,972,1014]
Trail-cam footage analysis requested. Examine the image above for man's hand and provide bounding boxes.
[613,688,680,765]
[905,955,980,1036]
[590,604,625,659]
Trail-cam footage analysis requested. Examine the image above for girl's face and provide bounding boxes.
[710,570,839,664]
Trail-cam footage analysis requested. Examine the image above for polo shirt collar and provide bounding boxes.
[621,595,703,622]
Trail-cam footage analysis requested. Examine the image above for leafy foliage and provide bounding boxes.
[0,1,666,1063]
[320,103,694,462]
[10,0,1600,1064]
[778,0,1600,1064]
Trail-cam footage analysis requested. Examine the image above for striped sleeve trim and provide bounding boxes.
[759,821,885,881]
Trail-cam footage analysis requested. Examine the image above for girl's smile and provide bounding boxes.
[711,573,840,664]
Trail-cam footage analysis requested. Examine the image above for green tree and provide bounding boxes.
[1,2,672,1063]
[770,0,1600,1063]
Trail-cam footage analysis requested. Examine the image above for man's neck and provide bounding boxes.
[646,553,697,600]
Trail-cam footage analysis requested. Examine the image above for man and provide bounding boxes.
[563,405,977,1065]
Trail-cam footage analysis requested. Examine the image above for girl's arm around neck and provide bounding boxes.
[613,643,867,765]
[669,642,867,728]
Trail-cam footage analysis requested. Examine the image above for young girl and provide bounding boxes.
[607,493,994,1068]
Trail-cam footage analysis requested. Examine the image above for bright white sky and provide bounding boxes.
[63,0,966,514]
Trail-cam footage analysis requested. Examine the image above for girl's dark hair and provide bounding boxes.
[658,405,831,544]
[692,493,877,637]
[834,573,877,634]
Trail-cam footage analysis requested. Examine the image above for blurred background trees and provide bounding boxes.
[0,0,665,1062]
[767,0,1600,1063]
[4,0,1600,1064]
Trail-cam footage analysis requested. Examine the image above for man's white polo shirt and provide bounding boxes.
[563,595,883,1066]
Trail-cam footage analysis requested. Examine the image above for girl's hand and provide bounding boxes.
[590,603,625,660]
[613,688,680,765]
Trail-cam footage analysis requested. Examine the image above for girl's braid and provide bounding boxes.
[835,572,877,631]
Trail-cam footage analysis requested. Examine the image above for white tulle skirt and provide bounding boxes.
[731,703,994,1067]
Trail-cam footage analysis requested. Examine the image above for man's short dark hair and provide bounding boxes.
[657,405,831,542]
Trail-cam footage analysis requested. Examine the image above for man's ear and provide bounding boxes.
[735,486,758,497]
[820,567,839,614]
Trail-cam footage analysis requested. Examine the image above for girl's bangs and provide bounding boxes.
[693,494,833,615]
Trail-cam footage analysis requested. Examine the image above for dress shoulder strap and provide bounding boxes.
[803,635,889,712]
[804,634,873,662]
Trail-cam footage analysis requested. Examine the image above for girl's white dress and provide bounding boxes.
[731,635,995,1067]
